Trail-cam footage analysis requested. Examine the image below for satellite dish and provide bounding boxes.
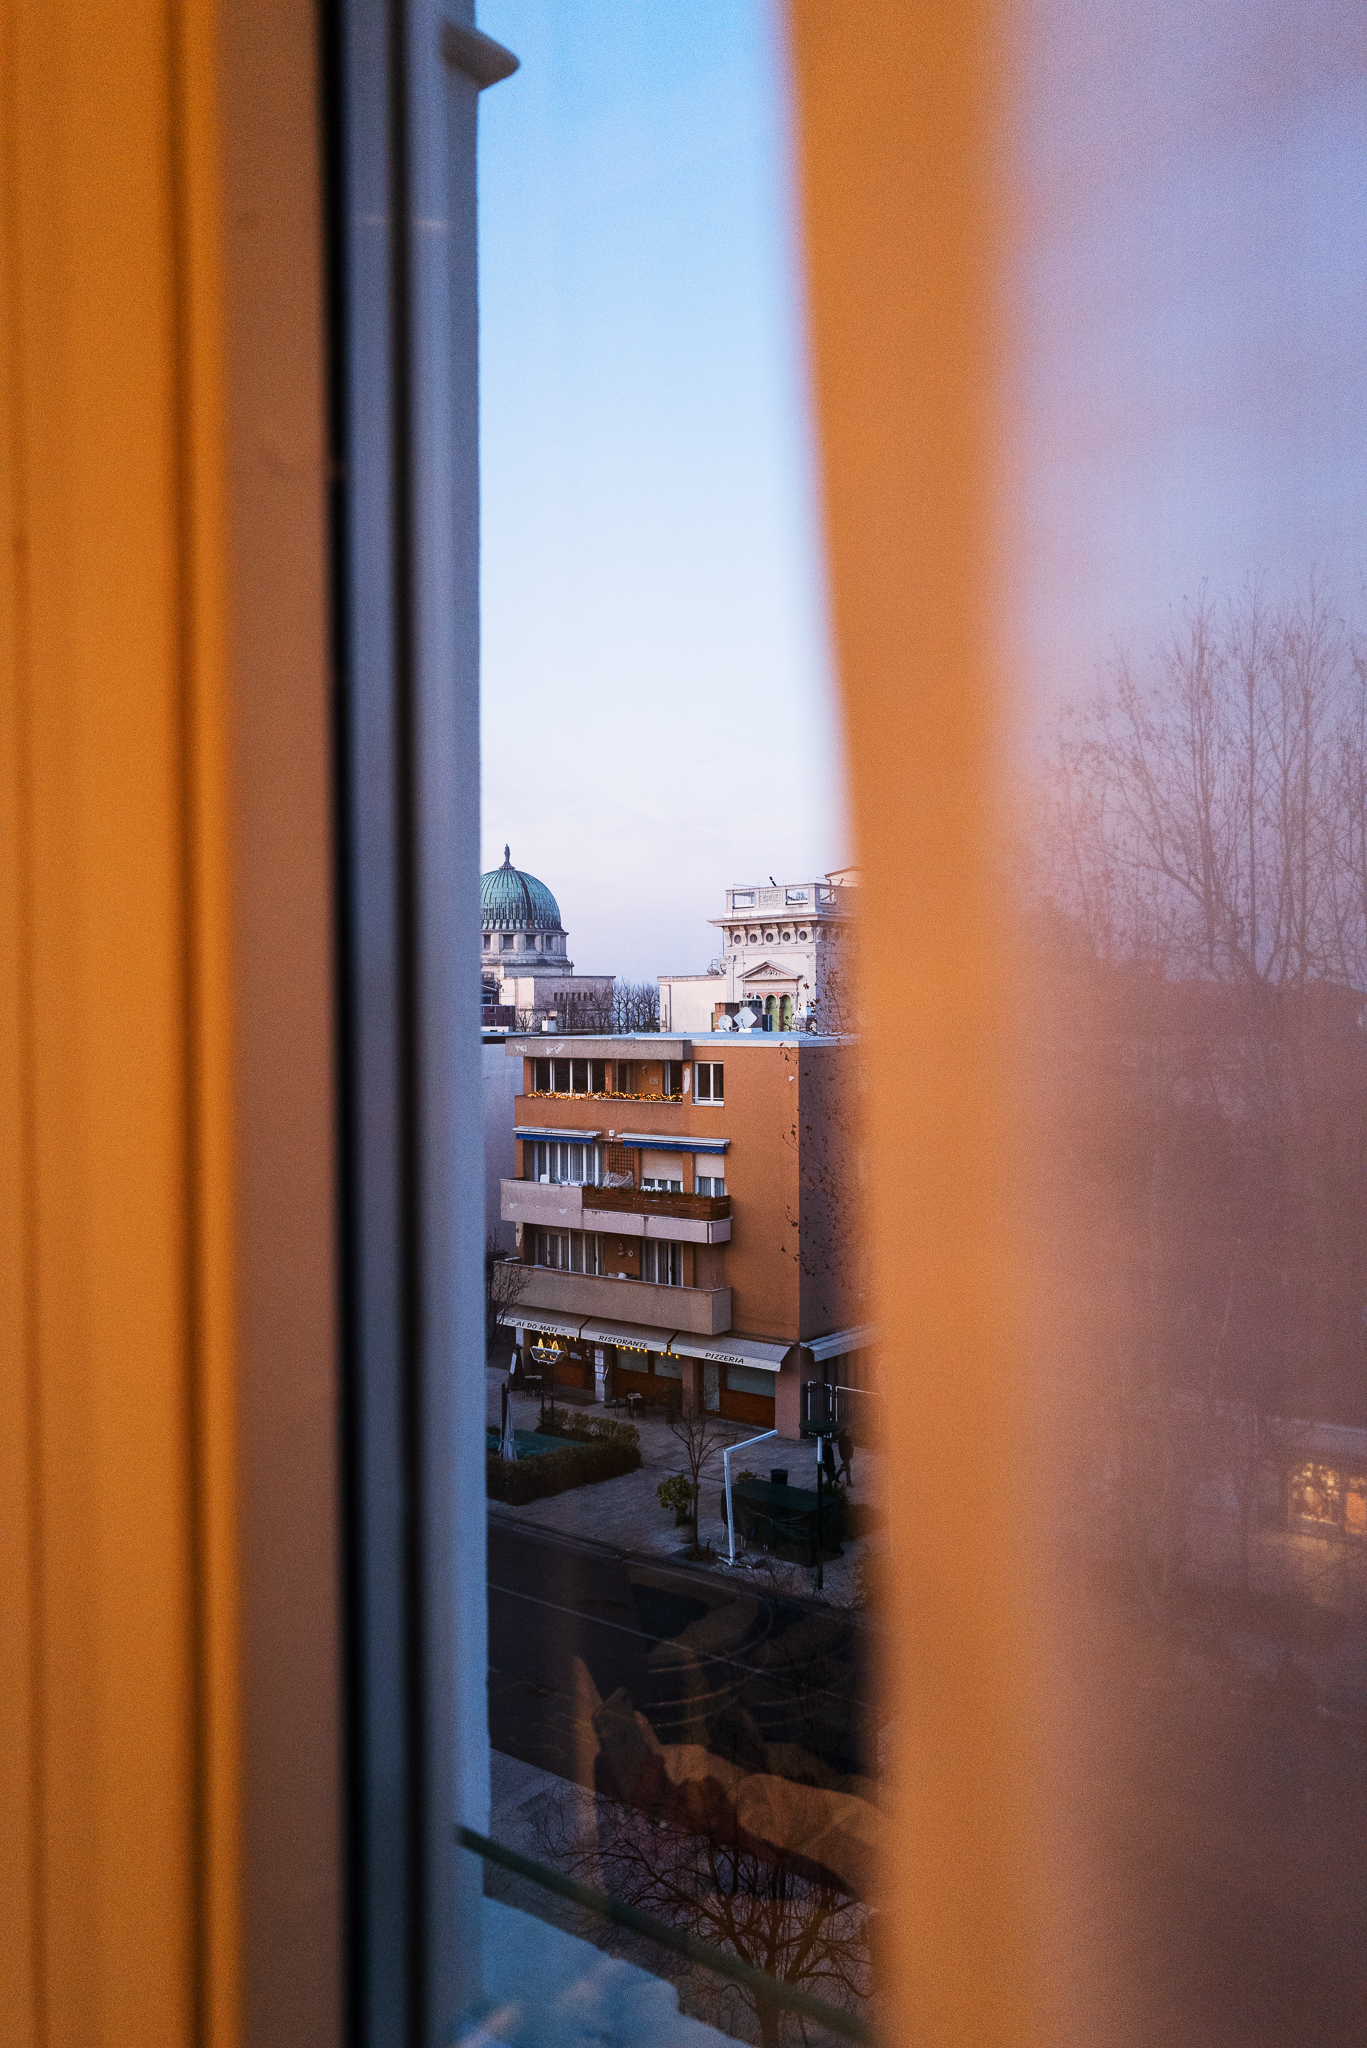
[737,1007,757,1032]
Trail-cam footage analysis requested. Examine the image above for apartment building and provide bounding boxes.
[658,872,858,1034]
[498,1030,873,1432]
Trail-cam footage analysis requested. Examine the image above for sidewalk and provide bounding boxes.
[485,1367,884,1607]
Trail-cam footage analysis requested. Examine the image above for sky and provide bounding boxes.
[476,1,843,982]
[476,1,1367,980]
[1012,0,1367,720]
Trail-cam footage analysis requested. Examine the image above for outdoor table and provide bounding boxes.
[732,1477,843,1565]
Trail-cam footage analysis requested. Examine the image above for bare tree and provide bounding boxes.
[1030,581,1367,1613]
[485,1232,530,1353]
[533,1788,871,2048]
[668,1394,736,1556]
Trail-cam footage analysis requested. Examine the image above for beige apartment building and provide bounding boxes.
[497,1030,873,1432]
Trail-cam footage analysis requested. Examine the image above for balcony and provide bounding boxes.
[501,1179,584,1228]
[512,1266,732,1336]
[584,1184,730,1242]
[501,1180,731,1242]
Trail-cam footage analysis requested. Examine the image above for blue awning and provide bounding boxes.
[612,1133,729,1154]
[514,1126,603,1142]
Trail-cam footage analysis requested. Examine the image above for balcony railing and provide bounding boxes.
[583,1185,730,1224]
[524,1089,683,1104]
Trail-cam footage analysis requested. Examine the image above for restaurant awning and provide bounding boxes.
[575,1316,673,1354]
[806,1324,877,1363]
[496,1309,584,1340]
[668,1331,791,1372]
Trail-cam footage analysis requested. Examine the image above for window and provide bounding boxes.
[482,932,490,949]
[615,1061,634,1093]
[528,1141,601,1185]
[726,1364,774,1400]
[785,887,808,903]
[781,929,792,941]
[499,932,514,950]
[663,1061,683,1098]
[764,929,775,941]
[1290,1463,1367,1536]
[531,1057,550,1091]
[732,890,754,907]
[528,1228,603,1274]
[798,927,808,940]
[526,932,538,948]
[695,1175,726,1197]
[747,930,758,942]
[732,931,741,944]
[641,1175,683,1193]
[571,1058,588,1092]
[695,1061,724,1102]
[641,1239,683,1285]
[553,1058,570,1090]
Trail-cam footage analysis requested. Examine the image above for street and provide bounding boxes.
[487,1518,878,1794]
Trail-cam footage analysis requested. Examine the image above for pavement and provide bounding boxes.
[485,1366,886,1608]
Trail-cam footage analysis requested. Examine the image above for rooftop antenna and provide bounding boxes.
[769,875,776,884]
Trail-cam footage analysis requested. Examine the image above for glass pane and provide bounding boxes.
[478,6,864,2042]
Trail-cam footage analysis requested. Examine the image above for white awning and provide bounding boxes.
[668,1331,791,1372]
[498,1309,584,1340]
[514,1126,603,1142]
[806,1324,877,1363]
[575,1316,671,1354]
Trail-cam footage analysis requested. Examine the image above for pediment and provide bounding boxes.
[741,961,797,982]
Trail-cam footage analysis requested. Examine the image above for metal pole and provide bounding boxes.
[816,1453,824,1592]
[723,1428,777,1566]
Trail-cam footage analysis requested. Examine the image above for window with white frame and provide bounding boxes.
[695,1174,726,1197]
[695,1061,724,1102]
[527,1228,604,1275]
[641,1174,683,1193]
[527,1140,601,1185]
[641,1239,683,1285]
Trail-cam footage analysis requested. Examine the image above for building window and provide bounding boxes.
[641,1239,683,1285]
[482,933,491,949]
[615,1061,634,1093]
[695,1175,726,1197]
[663,1061,683,1098]
[747,930,758,942]
[695,1061,724,1102]
[764,929,775,941]
[782,929,792,941]
[500,932,514,950]
[732,890,755,907]
[641,1174,683,1193]
[528,1141,602,1185]
[732,931,742,944]
[726,1364,775,1400]
[798,928,808,940]
[526,932,538,948]
[785,887,808,903]
[528,1228,603,1275]
[1289,1462,1367,1536]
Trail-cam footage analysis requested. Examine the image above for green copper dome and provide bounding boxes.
[480,847,563,932]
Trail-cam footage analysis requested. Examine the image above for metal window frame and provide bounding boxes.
[327,6,516,2043]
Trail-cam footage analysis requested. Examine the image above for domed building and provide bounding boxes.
[480,847,614,1028]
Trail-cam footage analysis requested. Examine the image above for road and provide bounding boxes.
[487,1518,877,1794]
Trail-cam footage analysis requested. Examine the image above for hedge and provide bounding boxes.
[485,1433,641,1505]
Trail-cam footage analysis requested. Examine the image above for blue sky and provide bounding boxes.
[476,1,842,982]
[476,1,1367,979]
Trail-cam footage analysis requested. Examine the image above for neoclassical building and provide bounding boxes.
[658,872,859,1033]
[480,847,614,1026]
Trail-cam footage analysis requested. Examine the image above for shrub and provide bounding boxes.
[656,1472,694,1526]
[540,1406,640,1452]
[486,1435,640,1505]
